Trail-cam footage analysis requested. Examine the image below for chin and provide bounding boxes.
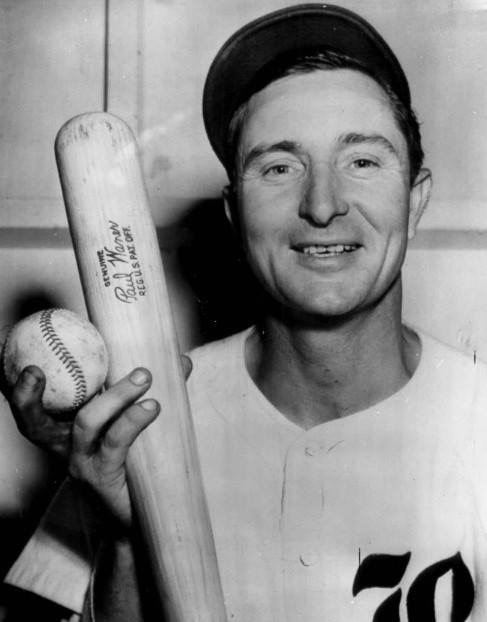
[285,276,401,325]
[279,290,365,323]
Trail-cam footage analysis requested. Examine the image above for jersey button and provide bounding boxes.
[304,444,318,457]
[299,552,319,567]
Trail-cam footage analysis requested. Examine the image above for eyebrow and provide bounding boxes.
[240,140,303,172]
[240,133,401,173]
[338,132,400,158]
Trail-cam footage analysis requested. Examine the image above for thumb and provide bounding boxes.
[181,354,193,381]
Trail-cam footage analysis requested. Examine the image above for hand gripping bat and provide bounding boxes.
[55,112,227,621]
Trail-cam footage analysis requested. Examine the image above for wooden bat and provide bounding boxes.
[55,112,227,621]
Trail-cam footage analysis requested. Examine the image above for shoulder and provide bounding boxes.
[186,328,251,380]
[413,328,487,437]
[395,327,487,437]
[185,328,252,402]
[186,328,250,369]
[416,328,487,387]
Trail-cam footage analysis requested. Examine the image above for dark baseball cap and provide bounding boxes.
[203,4,411,166]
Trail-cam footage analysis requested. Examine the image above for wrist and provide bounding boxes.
[68,476,132,540]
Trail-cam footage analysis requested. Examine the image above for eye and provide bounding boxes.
[264,164,293,176]
[260,159,305,182]
[352,158,379,169]
[242,153,305,183]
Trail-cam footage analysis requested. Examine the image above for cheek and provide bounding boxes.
[353,178,410,235]
[237,188,296,246]
[240,220,283,268]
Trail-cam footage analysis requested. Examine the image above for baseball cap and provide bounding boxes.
[203,3,411,166]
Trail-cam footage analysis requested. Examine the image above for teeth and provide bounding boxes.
[301,244,357,256]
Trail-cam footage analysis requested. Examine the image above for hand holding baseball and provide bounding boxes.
[11,365,160,527]
[3,308,109,416]
[7,347,192,530]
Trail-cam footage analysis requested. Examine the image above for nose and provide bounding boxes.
[299,165,348,225]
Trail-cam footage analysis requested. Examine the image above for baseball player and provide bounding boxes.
[5,4,487,621]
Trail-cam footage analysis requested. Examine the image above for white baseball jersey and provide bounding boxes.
[7,327,487,621]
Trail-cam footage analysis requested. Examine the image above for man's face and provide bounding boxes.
[226,69,430,320]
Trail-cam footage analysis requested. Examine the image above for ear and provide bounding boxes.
[408,168,432,239]
[223,184,238,230]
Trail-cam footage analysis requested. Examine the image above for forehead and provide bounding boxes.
[239,69,405,154]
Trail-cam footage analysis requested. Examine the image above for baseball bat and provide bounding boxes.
[55,112,227,621]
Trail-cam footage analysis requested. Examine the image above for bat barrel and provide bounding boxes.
[55,112,227,621]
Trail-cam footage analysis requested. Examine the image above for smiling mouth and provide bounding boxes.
[296,244,360,257]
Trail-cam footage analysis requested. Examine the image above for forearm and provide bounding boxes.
[83,537,144,622]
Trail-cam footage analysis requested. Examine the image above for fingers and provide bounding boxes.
[71,367,161,479]
[181,354,193,380]
[69,398,159,530]
[97,399,159,473]
[11,365,46,413]
[72,367,156,456]
[69,368,160,529]
[10,366,72,458]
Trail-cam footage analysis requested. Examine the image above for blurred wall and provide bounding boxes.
[0,0,486,584]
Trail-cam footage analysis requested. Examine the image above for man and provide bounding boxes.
[5,4,487,621]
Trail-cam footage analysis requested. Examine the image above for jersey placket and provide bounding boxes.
[280,429,336,621]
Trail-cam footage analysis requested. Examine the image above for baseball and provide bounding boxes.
[2,308,109,414]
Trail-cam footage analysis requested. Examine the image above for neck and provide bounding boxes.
[246,281,421,430]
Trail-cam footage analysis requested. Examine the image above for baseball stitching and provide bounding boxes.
[39,309,88,410]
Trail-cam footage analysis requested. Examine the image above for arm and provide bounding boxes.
[81,537,142,622]
[8,360,190,621]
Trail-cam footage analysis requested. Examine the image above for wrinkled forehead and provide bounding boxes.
[236,69,407,162]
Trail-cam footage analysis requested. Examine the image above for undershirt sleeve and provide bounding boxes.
[4,478,100,615]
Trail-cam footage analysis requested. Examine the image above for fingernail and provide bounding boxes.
[21,370,38,388]
[141,399,158,412]
[130,368,149,386]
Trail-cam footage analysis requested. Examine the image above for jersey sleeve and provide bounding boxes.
[4,478,100,615]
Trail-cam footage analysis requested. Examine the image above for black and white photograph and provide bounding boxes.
[0,1,486,620]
